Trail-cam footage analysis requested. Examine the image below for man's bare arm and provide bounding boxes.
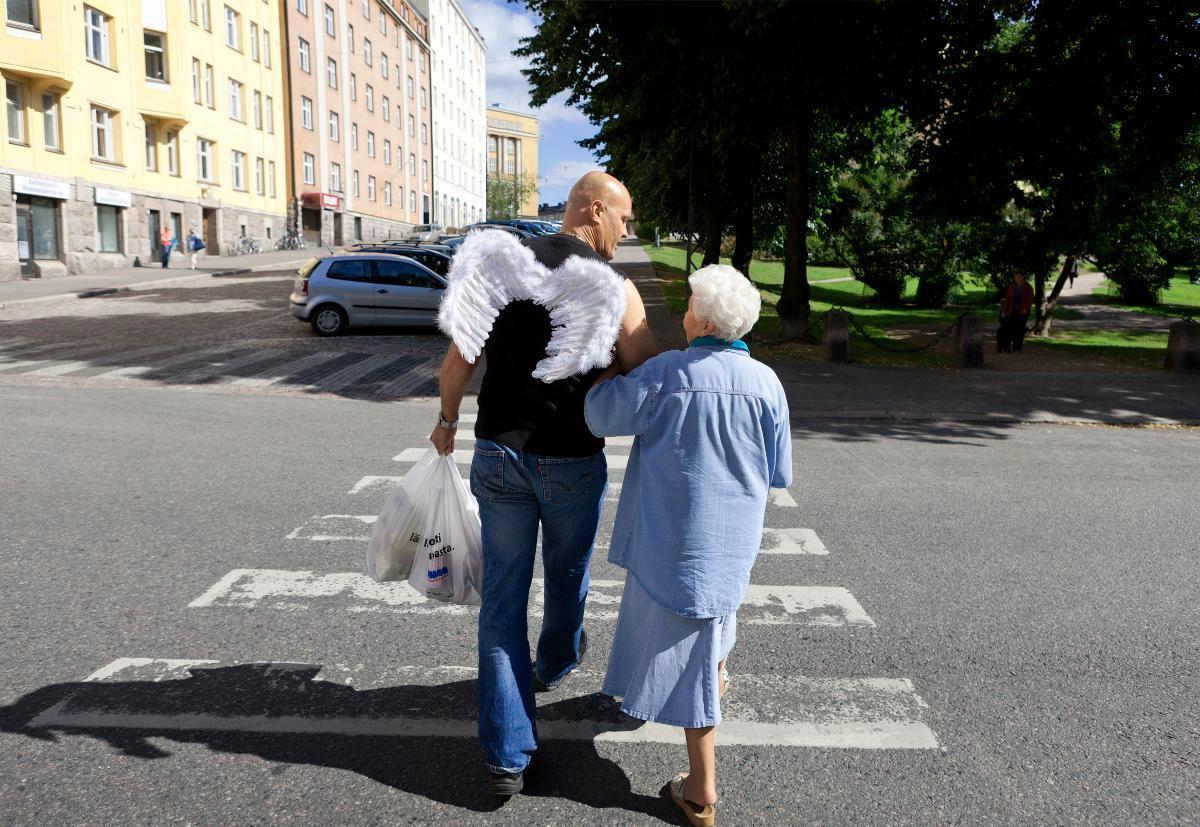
[614,279,658,374]
[428,342,477,455]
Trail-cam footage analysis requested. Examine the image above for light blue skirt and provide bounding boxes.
[602,574,737,728]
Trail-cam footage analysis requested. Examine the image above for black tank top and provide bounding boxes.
[475,233,618,457]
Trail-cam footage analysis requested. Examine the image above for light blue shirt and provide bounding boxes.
[584,340,793,618]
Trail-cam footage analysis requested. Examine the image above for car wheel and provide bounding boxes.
[310,303,348,337]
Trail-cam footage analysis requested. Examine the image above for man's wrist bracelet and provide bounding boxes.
[437,412,459,430]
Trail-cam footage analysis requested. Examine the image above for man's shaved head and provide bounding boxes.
[561,171,633,261]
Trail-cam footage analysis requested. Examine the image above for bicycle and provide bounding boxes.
[228,234,261,256]
[275,229,307,251]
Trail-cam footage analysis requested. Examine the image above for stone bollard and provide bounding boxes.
[1165,320,1200,374]
[823,309,850,362]
[956,314,985,368]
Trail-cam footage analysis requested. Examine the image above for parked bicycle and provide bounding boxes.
[228,234,262,256]
[275,229,307,251]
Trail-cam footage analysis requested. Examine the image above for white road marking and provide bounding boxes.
[302,353,395,392]
[34,659,934,749]
[228,351,333,387]
[188,569,874,626]
[769,488,799,508]
[760,528,829,556]
[0,359,44,373]
[392,447,629,470]
[22,360,93,376]
[92,345,242,380]
[286,514,377,541]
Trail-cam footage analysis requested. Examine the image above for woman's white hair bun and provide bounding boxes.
[687,264,761,342]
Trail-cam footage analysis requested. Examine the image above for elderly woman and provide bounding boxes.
[585,264,792,827]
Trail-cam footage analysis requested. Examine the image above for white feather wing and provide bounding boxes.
[532,255,628,382]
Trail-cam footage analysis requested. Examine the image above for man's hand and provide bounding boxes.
[429,421,456,456]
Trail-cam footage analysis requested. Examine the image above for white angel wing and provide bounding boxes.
[436,230,545,363]
[531,255,628,382]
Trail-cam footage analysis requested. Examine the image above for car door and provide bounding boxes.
[372,258,446,326]
[321,258,378,324]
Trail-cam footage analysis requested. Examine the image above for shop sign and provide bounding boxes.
[13,175,71,200]
[301,191,341,211]
[94,187,132,208]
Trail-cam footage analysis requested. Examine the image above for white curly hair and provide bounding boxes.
[687,264,761,342]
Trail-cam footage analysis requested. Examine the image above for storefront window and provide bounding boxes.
[31,197,60,259]
[97,205,121,253]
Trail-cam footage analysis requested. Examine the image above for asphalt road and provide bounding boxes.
[1,372,1197,825]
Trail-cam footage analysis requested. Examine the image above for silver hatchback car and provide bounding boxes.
[289,253,446,336]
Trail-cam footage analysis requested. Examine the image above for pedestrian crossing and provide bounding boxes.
[0,343,442,399]
[37,413,940,762]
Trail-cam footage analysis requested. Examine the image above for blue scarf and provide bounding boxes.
[689,335,750,353]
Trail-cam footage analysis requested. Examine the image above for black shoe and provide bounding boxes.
[533,628,588,693]
[487,770,524,799]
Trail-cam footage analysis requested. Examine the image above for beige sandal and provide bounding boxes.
[668,772,716,827]
[719,665,731,700]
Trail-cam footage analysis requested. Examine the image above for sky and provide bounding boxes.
[460,0,604,206]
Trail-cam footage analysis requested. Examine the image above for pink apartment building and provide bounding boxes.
[284,0,433,244]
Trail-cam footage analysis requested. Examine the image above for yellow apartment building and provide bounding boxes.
[1,0,288,280]
[486,106,537,219]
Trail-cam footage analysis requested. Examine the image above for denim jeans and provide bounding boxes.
[470,438,607,774]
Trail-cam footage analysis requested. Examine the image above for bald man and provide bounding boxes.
[429,172,657,797]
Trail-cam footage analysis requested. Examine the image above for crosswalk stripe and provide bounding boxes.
[392,447,630,470]
[31,658,935,749]
[229,351,339,387]
[20,360,94,376]
[769,488,799,508]
[301,353,394,392]
[187,569,874,626]
[0,359,46,373]
[92,345,243,380]
[760,528,829,555]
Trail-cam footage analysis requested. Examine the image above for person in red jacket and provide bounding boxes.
[997,271,1035,353]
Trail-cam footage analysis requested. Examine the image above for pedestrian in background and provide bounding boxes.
[159,226,174,269]
[585,265,792,827]
[997,271,1034,353]
[186,228,206,270]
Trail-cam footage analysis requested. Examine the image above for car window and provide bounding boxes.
[416,254,449,275]
[325,259,373,282]
[374,259,442,289]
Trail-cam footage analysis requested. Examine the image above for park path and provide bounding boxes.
[1053,271,1173,332]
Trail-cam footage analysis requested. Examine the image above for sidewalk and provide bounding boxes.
[0,246,333,307]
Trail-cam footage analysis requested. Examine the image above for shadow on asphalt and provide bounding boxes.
[0,664,673,821]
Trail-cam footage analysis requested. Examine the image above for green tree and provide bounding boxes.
[486,173,538,221]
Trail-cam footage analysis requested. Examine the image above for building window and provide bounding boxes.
[8,0,38,28]
[197,137,215,181]
[253,90,262,129]
[324,4,335,36]
[228,79,244,121]
[408,153,414,176]
[255,157,265,195]
[382,95,390,122]
[192,59,202,102]
[302,152,314,185]
[231,150,245,190]
[298,38,310,72]
[379,11,386,35]
[144,122,157,170]
[407,113,414,137]
[419,52,425,74]
[365,84,373,112]
[421,123,426,145]
[90,105,116,161]
[262,30,271,67]
[347,23,354,51]
[420,87,426,110]
[363,37,372,66]
[421,159,428,181]
[201,0,211,30]
[330,162,341,192]
[383,183,391,206]
[327,58,338,89]
[487,135,497,172]
[366,130,374,157]
[383,139,390,165]
[352,170,359,197]
[250,22,259,61]
[265,96,274,133]
[350,122,358,150]
[361,0,368,20]
[328,110,339,141]
[166,129,179,175]
[367,175,376,202]
[406,76,413,99]
[84,7,111,66]
[144,32,168,81]
[6,80,26,145]
[42,92,61,151]
[409,190,415,212]
[96,204,122,253]
[349,73,357,101]
[204,64,215,107]
[381,53,388,80]
[406,35,413,60]
[300,97,312,130]
[296,0,307,14]
[268,161,277,197]
[224,6,240,50]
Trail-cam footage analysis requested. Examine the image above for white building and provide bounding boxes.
[427,0,487,230]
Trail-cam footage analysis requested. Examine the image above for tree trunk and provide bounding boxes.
[777,114,811,339]
[1034,256,1077,336]
[702,210,723,266]
[731,174,754,278]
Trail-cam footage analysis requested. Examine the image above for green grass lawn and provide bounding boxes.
[1092,274,1200,318]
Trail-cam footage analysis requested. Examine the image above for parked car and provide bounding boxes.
[437,235,466,250]
[290,253,446,336]
[404,223,443,243]
[461,222,536,239]
[341,244,452,276]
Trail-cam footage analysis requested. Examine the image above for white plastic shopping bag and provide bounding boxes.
[365,448,441,582]
[407,452,484,605]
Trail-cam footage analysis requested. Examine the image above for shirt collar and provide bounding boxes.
[689,335,750,354]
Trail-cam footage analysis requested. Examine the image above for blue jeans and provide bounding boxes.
[470,438,607,774]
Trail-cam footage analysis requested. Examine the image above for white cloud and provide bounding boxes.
[539,160,607,198]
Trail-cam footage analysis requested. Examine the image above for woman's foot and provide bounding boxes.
[668,772,716,827]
